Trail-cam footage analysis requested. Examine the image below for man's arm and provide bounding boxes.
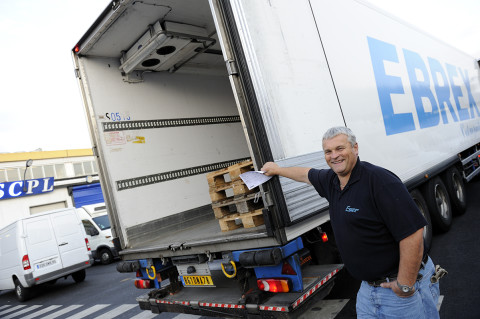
[381,227,424,296]
[261,162,312,185]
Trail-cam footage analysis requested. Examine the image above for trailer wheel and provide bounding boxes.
[442,166,467,215]
[72,269,86,283]
[422,177,452,233]
[99,248,114,265]
[410,189,432,253]
[14,278,31,302]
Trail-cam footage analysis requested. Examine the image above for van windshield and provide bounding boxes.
[92,215,111,230]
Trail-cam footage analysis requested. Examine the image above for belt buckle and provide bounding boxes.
[368,275,396,287]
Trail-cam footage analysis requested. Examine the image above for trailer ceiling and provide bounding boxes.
[79,0,219,58]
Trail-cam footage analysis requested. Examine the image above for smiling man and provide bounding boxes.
[261,126,440,319]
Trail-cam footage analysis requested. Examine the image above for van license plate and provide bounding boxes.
[183,275,214,286]
[36,259,57,269]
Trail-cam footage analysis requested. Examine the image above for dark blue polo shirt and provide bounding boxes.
[308,159,427,281]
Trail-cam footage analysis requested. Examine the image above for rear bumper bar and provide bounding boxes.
[25,257,94,286]
[138,265,342,318]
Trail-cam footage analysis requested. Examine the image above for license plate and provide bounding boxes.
[183,275,214,286]
[36,259,57,269]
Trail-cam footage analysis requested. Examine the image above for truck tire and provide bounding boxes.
[422,177,452,233]
[442,166,467,215]
[14,278,31,302]
[72,269,86,283]
[410,189,432,253]
[99,248,114,265]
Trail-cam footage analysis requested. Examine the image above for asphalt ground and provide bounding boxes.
[429,176,480,319]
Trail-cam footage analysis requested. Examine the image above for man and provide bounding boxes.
[261,126,440,318]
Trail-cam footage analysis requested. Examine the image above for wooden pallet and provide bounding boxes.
[211,193,263,219]
[206,160,255,202]
[207,160,265,231]
[218,209,264,232]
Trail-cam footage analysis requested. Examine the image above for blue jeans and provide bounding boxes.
[356,257,440,318]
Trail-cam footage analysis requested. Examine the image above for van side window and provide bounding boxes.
[82,220,99,236]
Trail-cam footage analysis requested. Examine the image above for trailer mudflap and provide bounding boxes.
[141,264,343,318]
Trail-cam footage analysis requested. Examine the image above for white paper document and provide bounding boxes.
[239,171,273,190]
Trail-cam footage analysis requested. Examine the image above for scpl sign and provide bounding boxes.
[0,177,54,200]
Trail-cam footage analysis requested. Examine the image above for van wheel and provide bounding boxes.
[99,249,114,265]
[422,177,452,233]
[14,278,31,302]
[442,167,467,215]
[410,189,433,253]
[72,269,86,283]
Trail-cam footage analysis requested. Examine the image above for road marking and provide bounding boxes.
[65,304,110,319]
[0,305,26,317]
[41,305,82,319]
[22,305,62,319]
[2,305,42,319]
[93,304,138,318]
[129,309,160,318]
[0,297,444,318]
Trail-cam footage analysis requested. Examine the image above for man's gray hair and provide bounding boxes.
[322,126,357,147]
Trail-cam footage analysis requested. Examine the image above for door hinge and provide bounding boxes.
[226,59,238,76]
[263,191,273,207]
[92,146,99,158]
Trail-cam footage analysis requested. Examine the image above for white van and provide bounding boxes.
[77,203,118,265]
[0,208,93,301]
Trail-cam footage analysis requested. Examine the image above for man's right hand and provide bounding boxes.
[261,162,279,176]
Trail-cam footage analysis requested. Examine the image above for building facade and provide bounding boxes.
[0,149,103,227]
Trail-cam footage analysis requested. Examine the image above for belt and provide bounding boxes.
[420,254,429,269]
[367,273,424,287]
[367,255,428,287]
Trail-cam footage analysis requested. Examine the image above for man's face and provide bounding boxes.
[322,134,358,178]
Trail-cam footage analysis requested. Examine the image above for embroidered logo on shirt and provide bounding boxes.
[345,206,359,213]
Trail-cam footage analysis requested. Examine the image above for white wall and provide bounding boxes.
[0,188,73,228]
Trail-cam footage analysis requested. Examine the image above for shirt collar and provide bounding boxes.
[348,157,362,185]
[333,157,362,189]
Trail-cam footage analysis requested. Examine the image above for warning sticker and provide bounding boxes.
[104,131,126,145]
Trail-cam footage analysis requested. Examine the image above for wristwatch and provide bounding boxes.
[397,281,414,293]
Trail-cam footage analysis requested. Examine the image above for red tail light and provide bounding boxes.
[257,279,291,293]
[281,261,297,275]
[136,270,142,278]
[321,232,328,242]
[22,255,31,270]
[85,238,91,251]
[134,279,152,289]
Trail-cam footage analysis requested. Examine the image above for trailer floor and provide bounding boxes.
[122,211,273,257]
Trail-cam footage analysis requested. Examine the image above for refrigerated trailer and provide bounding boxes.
[72,0,480,317]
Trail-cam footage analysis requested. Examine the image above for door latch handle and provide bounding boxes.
[58,242,68,246]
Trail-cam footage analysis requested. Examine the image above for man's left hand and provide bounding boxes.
[380,280,415,298]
